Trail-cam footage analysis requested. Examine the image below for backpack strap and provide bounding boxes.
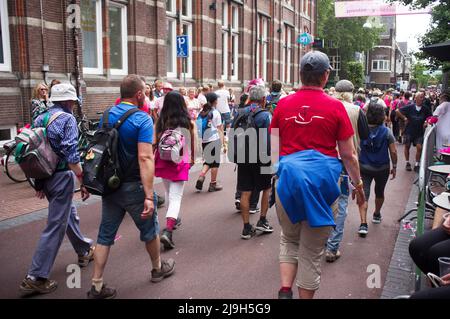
[101,107,113,128]
[42,111,65,128]
[114,108,143,129]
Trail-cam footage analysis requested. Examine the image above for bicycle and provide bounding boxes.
[2,140,28,183]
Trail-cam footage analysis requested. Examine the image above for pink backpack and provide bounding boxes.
[158,129,185,163]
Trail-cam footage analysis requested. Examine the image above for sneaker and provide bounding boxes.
[372,213,382,224]
[156,194,165,208]
[406,162,412,171]
[278,289,293,299]
[256,219,274,233]
[19,277,58,295]
[160,229,175,250]
[87,284,117,299]
[325,250,341,263]
[235,199,241,211]
[196,176,205,191]
[241,225,256,240]
[358,224,369,237]
[414,163,420,172]
[78,246,95,268]
[249,207,261,214]
[208,182,223,192]
[151,259,175,283]
[172,218,182,230]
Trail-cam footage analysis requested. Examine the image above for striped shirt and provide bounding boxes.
[35,104,80,165]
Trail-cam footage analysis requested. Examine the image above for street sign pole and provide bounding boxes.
[183,57,187,88]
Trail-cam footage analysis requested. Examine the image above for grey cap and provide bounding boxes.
[335,80,354,93]
[300,51,333,73]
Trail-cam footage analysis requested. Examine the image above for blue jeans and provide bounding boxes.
[97,182,159,246]
[326,176,349,253]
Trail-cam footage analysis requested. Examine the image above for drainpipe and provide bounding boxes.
[39,0,49,84]
[254,0,258,78]
[71,0,83,118]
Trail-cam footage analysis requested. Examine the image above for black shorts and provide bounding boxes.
[202,140,221,168]
[237,164,272,192]
[404,135,424,147]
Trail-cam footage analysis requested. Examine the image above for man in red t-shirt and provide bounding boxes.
[270,51,365,299]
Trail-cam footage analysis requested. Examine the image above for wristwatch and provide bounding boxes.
[352,180,364,188]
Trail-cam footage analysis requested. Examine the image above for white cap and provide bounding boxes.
[49,83,79,102]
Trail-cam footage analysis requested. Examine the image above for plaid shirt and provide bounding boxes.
[35,104,80,165]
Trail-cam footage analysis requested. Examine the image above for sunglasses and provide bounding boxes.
[40,88,48,91]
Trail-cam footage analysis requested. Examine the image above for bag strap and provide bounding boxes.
[114,108,143,129]
[101,107,113,128]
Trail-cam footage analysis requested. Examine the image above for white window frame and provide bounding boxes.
[230,6,239,81]
[166,18,177,78]
[330,55,341,71]
[181,22,193,79]
[181,0,192,19]
[82,0,103,75]
[257,16,269,81]
[221,1,229,80]
[0,0,11,72]
[0,125,17,147]
[109,4,128,76]
[372,59,390,72]
[166,0,176,15]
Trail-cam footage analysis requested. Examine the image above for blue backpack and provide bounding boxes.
[360,125,390,167]
[196,110,213,139]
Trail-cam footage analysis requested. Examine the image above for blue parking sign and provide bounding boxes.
[177,35,189,58]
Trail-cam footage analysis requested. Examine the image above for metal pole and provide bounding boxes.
[183,57,187,88]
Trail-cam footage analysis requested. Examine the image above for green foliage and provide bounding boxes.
[347,62,365,88]
[411,61,441,88]
[317,0,383,78]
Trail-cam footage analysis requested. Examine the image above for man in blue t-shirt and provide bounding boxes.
[396,91,432,172]
[88,75,175,299]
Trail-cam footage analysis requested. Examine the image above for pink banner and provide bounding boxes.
[335,1,431,18]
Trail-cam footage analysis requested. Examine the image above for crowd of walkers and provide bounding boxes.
[19,50,450,299]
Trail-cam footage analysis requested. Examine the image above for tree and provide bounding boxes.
[347,62,365,89]
[317,0,383,79]
[411,61,441,89]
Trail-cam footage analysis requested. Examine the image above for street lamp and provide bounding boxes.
[363,21,372,88]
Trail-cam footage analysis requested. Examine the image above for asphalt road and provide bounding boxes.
[0,146,415,299]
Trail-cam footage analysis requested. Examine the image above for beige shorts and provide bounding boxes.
[276,193,338,291]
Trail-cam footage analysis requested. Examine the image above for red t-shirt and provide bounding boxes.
[270,88,354,158]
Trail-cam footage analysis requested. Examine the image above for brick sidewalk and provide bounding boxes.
[0,169,81,222]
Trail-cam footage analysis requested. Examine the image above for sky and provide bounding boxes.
[396,13,432,53]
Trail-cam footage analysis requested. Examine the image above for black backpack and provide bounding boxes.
[82,107,142,196]
[228,107,270,165]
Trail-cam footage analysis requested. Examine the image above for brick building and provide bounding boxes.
[0,0,317,145]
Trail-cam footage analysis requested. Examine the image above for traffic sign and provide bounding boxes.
[297,32,314,46]
[177,35,189,58]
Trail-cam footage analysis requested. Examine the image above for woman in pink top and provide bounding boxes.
[155,91,196,250]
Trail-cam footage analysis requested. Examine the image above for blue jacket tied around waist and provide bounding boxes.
[276,150,342,227]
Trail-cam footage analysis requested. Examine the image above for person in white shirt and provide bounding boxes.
[434,90,450,153]
[197,86,209,107]
[215,81,232,129]
[155,82,174,115]
[186,88,201,120]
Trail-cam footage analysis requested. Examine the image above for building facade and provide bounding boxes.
[0,0,317,145]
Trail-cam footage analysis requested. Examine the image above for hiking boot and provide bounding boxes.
[358,224,369,237]
[235,199,241,211]
[372,213,382,224]
[196,176,205,191]
[406,162,412,171]
[78,246,95,268]
[156,194,165,208]
[256,219,274,233]
[325,250,341,263]
[172,218,182,230]
[19,277,57,295]
[160,229,175,250]
[87,284,117,299]
[278,289,293,299]
[249,207,261,215]
[241,224,256,240]
[151,259,175,283]
[208,182,223,192]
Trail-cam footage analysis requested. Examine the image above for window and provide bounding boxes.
[257,16,269,81]
[231,6,239,81]
[330,56,341,71]
[166,19,177,78]
[0,0,11,72]
[109,4,128,75]
[0,126,17,146]
[166,0,193,79]
[282,25,294,84]
[221,1,229,79]
[372,60,390,72]
[81,0,103,74]
[221,3,240,81]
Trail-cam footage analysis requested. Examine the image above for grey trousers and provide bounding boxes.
[28,171,93,279]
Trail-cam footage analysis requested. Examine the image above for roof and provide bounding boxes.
[421,40,450,61]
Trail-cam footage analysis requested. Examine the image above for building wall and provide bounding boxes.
[0,0,317,138]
